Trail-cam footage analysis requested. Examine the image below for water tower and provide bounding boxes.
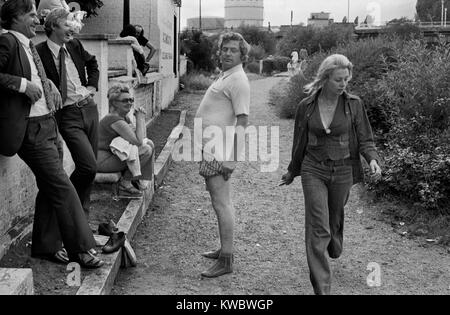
[225,0,264,29]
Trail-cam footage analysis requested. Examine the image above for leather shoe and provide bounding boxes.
[98,220,118,237]
[102,231,126,254]
[73,251,104,269]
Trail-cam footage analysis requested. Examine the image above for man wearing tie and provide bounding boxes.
[0,0,103,268]
[36,8,100,219]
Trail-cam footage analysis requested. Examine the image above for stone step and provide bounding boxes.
[0,268,34,295]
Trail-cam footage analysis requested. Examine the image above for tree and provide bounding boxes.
[342,16,348,23]
[278,24,354,56]
[180,30,216,72]
[416,0,449,22]
[72,0,104,17]
[354,16,359,25]
[236,25,276,55]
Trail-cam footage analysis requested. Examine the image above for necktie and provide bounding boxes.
[29,41,52,109]
[59,47,68,104]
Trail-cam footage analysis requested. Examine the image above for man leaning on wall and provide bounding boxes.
[0,0,103,269]
[36,8,100,223]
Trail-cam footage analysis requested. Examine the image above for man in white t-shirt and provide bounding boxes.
[195,32,251,278]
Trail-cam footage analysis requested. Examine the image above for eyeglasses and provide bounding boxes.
[116,97,134,103]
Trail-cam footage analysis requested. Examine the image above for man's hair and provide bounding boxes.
[120,24,137,38]
[218,32,251,62]
[108,84,130,107]
[44,8,70,36]
[0,0,36,30]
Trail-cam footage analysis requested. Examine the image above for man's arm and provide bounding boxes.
[0,35,24,93]
[77,39,99,90]
[145,42,156,62]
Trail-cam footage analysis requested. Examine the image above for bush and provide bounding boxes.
[181,30,216,72]
[180,72,214,91]
[269,74,309,119]
[278,24,355,57]
[248,44,266,62]
[237,25,277,56]
[262,56,291,74]
[246,62,261,74]
[368,41,450,212]
[271,36,450,213]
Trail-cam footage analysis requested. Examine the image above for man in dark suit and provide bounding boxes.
[0,0,103,268]
[36,8,100,219]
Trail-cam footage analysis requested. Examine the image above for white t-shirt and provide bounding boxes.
[195,64,250,162]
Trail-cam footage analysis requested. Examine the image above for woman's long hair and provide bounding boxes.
[304,54,353,95]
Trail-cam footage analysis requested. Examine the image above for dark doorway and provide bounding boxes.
[123,0,130,29]
[173,14,178,76]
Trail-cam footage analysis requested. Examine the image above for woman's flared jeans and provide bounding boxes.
[301,155,353,295]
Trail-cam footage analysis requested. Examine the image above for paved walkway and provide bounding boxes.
[112,77,450,295]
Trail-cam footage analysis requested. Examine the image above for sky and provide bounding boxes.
[180,0,417,28]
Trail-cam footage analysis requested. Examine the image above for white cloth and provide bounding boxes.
[46,39,91,106]
[110,137,141,177]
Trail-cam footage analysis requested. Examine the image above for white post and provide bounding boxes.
[445,8,448,26]
[442,0,445,26]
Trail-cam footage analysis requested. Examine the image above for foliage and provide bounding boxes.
[236,25,276,56]
[384,23,422,40]
[246,62,260,74]
[72,0,104,17]
[248,44,266,62]
[278,24,355,57]
[262,56,291,74]
[416,0,450,22]
[180,30,216,72]
[270,36,450,212]
[180,71,214,91]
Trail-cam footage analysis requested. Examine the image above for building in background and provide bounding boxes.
[187,16,225,31]
[225,0,264,28]
[307,12,334,28]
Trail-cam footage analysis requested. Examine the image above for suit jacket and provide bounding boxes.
[35,38,99,96]
[0,33,33,157]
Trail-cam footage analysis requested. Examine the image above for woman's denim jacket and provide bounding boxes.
[287,90,380,185]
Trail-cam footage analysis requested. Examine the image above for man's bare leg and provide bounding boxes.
[201,175,234,277]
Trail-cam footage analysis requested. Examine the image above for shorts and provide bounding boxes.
[199,159,224,178]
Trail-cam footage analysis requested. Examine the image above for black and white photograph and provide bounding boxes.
[0,0,449,300]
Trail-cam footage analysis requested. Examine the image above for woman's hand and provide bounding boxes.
[370,160,382,180]
[279,172,294,186]
[134,107,147,120]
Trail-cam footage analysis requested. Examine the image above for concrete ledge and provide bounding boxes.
[76,182,154,295]
[154,110,187,187]
[94,172,122,184]
[76,111,185,295]
[0,268,34,295]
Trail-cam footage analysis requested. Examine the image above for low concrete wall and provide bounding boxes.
[0,29,180,262]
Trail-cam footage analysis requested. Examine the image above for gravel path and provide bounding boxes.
[112,77,450,295]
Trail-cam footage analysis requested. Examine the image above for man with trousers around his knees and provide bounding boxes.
[195,32,251,278]
[36,8,99,219]
[0,0,103,268]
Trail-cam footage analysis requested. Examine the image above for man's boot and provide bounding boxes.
[201,253,233,278]
[201,248,221,259]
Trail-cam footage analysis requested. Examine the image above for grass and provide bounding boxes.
[180,72,214,91]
